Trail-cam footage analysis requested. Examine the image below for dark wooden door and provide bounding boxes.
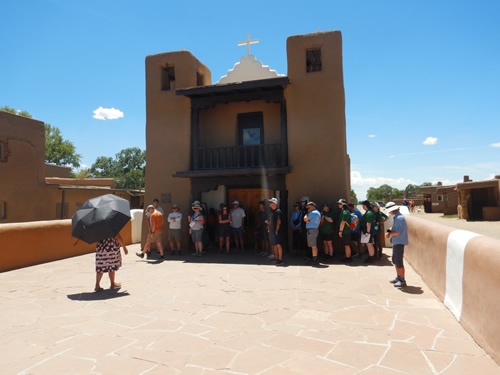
[228,188,274,246]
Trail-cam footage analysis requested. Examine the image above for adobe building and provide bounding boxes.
[0,110,143,224]
[419,182,458,215]
[144,30,351,246]
[457,175,500,221]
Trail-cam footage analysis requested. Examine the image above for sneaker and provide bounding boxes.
[364,256,374,264]
[191,252,197,256]
[268,254,275,259]
[307,259,320,266]
[343,257,352,263]
[276,260,285,267]
[394,280,407,287]
[197,253,202,257]
[136,252,144,259]
[390,276,401,284]
[160,255,165,260]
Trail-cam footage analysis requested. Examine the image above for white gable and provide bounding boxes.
[215,55,284,85]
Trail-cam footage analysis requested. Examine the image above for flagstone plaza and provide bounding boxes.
[1,231,499,374]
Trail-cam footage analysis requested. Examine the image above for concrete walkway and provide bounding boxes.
[1,243,499,374]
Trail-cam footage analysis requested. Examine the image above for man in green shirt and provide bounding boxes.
[360,200,376,263]
[337,199,353,263]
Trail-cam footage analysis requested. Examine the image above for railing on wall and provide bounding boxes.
[197,144,283,170]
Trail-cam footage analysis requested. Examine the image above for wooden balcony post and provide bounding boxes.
[280,98,288,167]
[191,107,200,170]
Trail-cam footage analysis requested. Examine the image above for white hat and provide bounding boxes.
[268,197,278,204]
[232,200,239,204]
[385,202,399,213]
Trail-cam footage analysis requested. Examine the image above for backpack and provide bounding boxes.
[347,212,359,231]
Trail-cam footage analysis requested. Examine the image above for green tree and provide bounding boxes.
[45,123,81,169]
[392,188,404,199]
[367,184,394,202]
[350,189,358,204]
[420,182,432,187]
[404,184,419,198]
[1,105,32,118]
[89,147,146,189]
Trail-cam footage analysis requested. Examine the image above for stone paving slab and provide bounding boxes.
[1,245,499,374]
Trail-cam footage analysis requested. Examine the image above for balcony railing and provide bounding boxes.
[197,144,283,170]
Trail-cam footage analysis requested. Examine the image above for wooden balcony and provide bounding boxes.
[197,144,284,170]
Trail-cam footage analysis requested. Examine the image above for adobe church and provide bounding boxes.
[144,30,351,246]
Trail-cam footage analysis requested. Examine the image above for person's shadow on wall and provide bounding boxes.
[67,288,130,301]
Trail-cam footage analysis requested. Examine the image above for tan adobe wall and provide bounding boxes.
[45,177,116,187]
[0,219,132,273]
[0,111,46,185]
[199,101,281,147]
[404,215,500,365]
[285,31,350,204]
[144,51,210,246]
[45,164,71,178]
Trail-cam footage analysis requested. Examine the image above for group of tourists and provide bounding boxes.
[93,195,409,291]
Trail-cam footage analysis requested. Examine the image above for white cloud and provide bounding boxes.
[491,142,500,148]
[423,136,438,145]
[368,134,376,138]
[93,107,124,120]
[351,171,416,200]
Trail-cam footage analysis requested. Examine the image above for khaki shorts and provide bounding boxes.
[147,232,162,243]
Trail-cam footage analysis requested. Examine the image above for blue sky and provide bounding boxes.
[1,0,499,200]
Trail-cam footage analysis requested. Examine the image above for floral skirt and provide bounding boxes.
[95,238,122,273]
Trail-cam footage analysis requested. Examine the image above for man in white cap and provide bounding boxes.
[230,200,246,251]
[385,202,408,287]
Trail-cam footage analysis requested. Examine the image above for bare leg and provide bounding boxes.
[176,240,181,252]
[95,272,104,291]
[219,237,224,253]
[156,241,164,256]
[396,266,405,279]
[276,244,283,261]
[109,271,121,289]
[225,237,230,254]
[345,245,351,258]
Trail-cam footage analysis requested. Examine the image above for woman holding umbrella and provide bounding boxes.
[71,194,132,292]
[95,233,128,292]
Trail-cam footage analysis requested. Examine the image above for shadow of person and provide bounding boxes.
[396,285,424,295]
[67,289,130,301]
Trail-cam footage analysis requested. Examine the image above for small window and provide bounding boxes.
[238,112,264,145]
[56,202,69,219]
[437,195,443,202]
[0,202,6,219]
[197,71,205,86]
[306,48,322,72]
[161,64,176,90]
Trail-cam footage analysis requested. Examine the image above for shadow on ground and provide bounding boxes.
[135,248,394,268]
[67,289,130,301]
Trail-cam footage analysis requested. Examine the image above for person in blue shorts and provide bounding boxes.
[385,202,409,287]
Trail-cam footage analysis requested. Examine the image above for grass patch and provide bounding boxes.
[442,214,458,219]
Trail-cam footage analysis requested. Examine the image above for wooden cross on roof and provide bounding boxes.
[237,33,259,56]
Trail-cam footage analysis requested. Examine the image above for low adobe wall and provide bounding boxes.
[405,215,500,365]
[0,220,132,273]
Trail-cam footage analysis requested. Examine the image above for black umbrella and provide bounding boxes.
[72,194,131,244]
